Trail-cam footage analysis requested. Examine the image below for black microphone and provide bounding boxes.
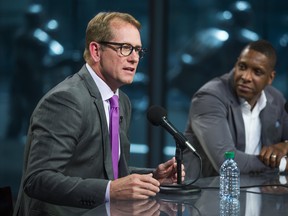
[147,105,201,195]
[147,105,196,153]
[285,102,288,114]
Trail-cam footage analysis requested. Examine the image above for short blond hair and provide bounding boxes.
[83,12,141,61]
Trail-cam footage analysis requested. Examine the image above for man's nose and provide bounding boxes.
[241,70,252,81]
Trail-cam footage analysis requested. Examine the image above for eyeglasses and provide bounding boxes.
[99,41,146,59]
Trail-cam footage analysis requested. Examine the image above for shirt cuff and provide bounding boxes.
[105,180,111,202]
[105,201,111,216]
[279,156,287,172]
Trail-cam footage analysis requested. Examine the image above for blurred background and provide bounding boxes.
[0,0,287,204]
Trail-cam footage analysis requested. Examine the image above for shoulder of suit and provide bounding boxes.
[264,85,286,105]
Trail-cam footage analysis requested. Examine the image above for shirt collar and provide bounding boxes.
[240,91,267,114]
[85,63,119,101]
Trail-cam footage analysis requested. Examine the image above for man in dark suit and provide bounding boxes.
[13,12,184,216]
[184,40,288,178]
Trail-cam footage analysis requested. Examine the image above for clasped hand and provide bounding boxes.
[259,141,288,168]
[110,157,185,200]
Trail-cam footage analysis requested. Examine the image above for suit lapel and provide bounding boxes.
[260,91,277,146]
[232,103,246,152]
[227,72,246,151]
[78,65,114,180]
[94,98,115,180]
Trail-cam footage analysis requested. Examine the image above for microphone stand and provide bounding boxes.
[176,146,183,185]
[157,143,201,216]
[159,141,201,195]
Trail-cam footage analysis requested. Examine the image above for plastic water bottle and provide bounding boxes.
[220,197,240,216]
[219,151,240,200]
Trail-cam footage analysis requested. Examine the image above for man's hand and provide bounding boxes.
[158,199,185,216]
[153,157,185,185]
[260,175,288,195]
[259,141,288,168]
[110,199,160,216]
[110,173,160,200]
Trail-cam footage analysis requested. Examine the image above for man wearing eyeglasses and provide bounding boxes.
[13,12,184,216]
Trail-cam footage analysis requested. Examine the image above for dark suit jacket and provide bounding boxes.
[13,65,134,215]
[184,70,288,178]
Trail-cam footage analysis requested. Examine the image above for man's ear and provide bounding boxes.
[89,42,101,62]
[268,70,276,85]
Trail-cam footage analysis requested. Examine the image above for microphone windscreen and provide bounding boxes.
[285,102,288,114]
[147,105,167,126]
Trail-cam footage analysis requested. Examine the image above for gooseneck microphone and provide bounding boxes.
[147,105,196,153]
[147,105,201,195]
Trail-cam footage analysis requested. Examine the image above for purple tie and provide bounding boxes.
[109,95,119,179]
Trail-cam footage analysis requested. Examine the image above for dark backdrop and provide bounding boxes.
[0,0,287,204]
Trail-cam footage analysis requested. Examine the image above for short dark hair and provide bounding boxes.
[245,40,277,70]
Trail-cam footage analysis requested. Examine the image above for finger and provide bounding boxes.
[270,154,284,167]
[272,151,286,166]
[263,150,275,166]
[269,154,277,168]
[181,164,185,174]
[131,187,157,199]
[162,157,176,169]
[181,170,186,182]
[259,146,268,160]
[141,174,160,187]
[138,176,160,193]
[128,200,160,215]
[141,202,160,216]
[159,203,178,215]
[140,199,159,211]
[142,183,160,194]
[136,188,158,199]
[121,199,148,208]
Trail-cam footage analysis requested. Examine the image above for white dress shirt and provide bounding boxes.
[241,91,286,216]
[86,63,120,203]
[241,92,266,216]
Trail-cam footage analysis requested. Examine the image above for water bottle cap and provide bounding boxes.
[225,151,235,159]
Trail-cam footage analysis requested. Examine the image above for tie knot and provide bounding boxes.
[109,95,119,108]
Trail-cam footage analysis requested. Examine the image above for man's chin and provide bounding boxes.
[125,79,134,85]
[236,90,251,100]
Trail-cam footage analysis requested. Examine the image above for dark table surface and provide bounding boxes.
[81,173,288,216]
[23,173,287,216]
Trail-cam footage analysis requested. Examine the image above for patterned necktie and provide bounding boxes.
[109,95,119,179]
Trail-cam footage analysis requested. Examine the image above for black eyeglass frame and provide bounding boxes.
[99,41,146,59]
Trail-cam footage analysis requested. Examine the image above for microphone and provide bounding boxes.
[147,105,196,153]
[147,105,201,195]
[285,102,288,114]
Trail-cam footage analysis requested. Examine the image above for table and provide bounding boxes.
[81,173,288,216]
